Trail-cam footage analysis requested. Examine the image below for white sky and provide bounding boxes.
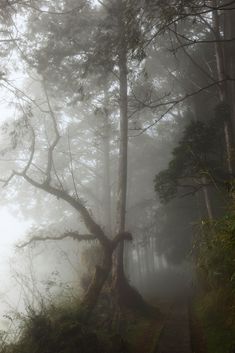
[0,61,33,328]
[0,208,31,254]
[0,207,32,328]
[0,69,31,252]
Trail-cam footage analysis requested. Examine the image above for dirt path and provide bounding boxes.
[155,299,192,353]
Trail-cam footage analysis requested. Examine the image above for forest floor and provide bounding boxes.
[151,296,209,353]
[153,298,192,353]
[0,289,210,353]
[190,301,208,353]
[132,274,234,353]
[190,290,235,353]
[122,309,163,353]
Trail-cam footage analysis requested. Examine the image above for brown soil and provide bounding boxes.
[189,304,207,353]
[154,299,192,353]
[131,316,162,353]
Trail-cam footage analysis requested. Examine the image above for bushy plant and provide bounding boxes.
[193,203,235,353]
[194,289,235,353]
[0,301,129,353]
[195,204,235,290]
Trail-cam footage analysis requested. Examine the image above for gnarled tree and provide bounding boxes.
[0,80,132,318]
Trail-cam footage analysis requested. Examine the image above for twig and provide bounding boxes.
[17,231,97,249]
[42,80,60,184]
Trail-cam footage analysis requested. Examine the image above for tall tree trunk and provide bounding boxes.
[145,239,151,277]
[136,242,143,285]
[112,0,150,313]
[223,1,235,141]
[102,109,112,234]
[149,236,156,274]
[212,0,234,175]
[113,0,128,290]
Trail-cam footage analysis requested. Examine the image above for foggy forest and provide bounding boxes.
[0,0,234,352]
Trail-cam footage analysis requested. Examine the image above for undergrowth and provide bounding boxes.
[194,202,235,353]
[0,295,161,353]
[0,300,129,353]
[194,289,235,353]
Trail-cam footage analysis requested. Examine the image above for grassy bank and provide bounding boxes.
[192,289,235,353]
[0,297,163,353]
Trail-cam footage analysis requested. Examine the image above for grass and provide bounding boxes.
[192,289,235,353]
[0,297,164,353]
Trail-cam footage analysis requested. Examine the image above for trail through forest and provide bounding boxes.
[155,299,192,353]
[0,1,234,353]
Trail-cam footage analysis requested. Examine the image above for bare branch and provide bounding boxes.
[67,128,79,199]
[18,2,84,15]
[52,161,65,191]
[1,79,50,114]
[0,171,16,187]
[42,80,60,184]
[200,0,235,11]
[21,173,110,248]
[130,102,177,137]
[143,1,235,49]
[130,78,235,136]
[172,36,235,52]
[17,231,97,249]
[169,26,217,82]
[19,104,36,175]
[112,231,132,249]
[42,113,64,190]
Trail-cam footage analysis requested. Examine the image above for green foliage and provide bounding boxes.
[0,301,129,353]
[0,298,161,353]
[24,0,148,104]
[195,204,235,289]
[193,203,235,352]
[154,118,225,203]
[155,197,196,263]
[194,289,235,353]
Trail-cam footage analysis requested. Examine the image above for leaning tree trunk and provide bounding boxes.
[82,247,112,319]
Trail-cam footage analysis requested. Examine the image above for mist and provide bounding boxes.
[0,1,234,353]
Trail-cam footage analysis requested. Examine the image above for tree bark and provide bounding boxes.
[136,242,143,284]
[22,174,134,318]
[102,109,112,235]
[112,1,150,313]
[212,0,234,175]
[113,0,128,291]
[82,247,112,319]
[149,236,156,274]
[223,1,235,140]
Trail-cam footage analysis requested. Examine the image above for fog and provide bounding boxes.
[0,1,234,352]
[0,0,202,317]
